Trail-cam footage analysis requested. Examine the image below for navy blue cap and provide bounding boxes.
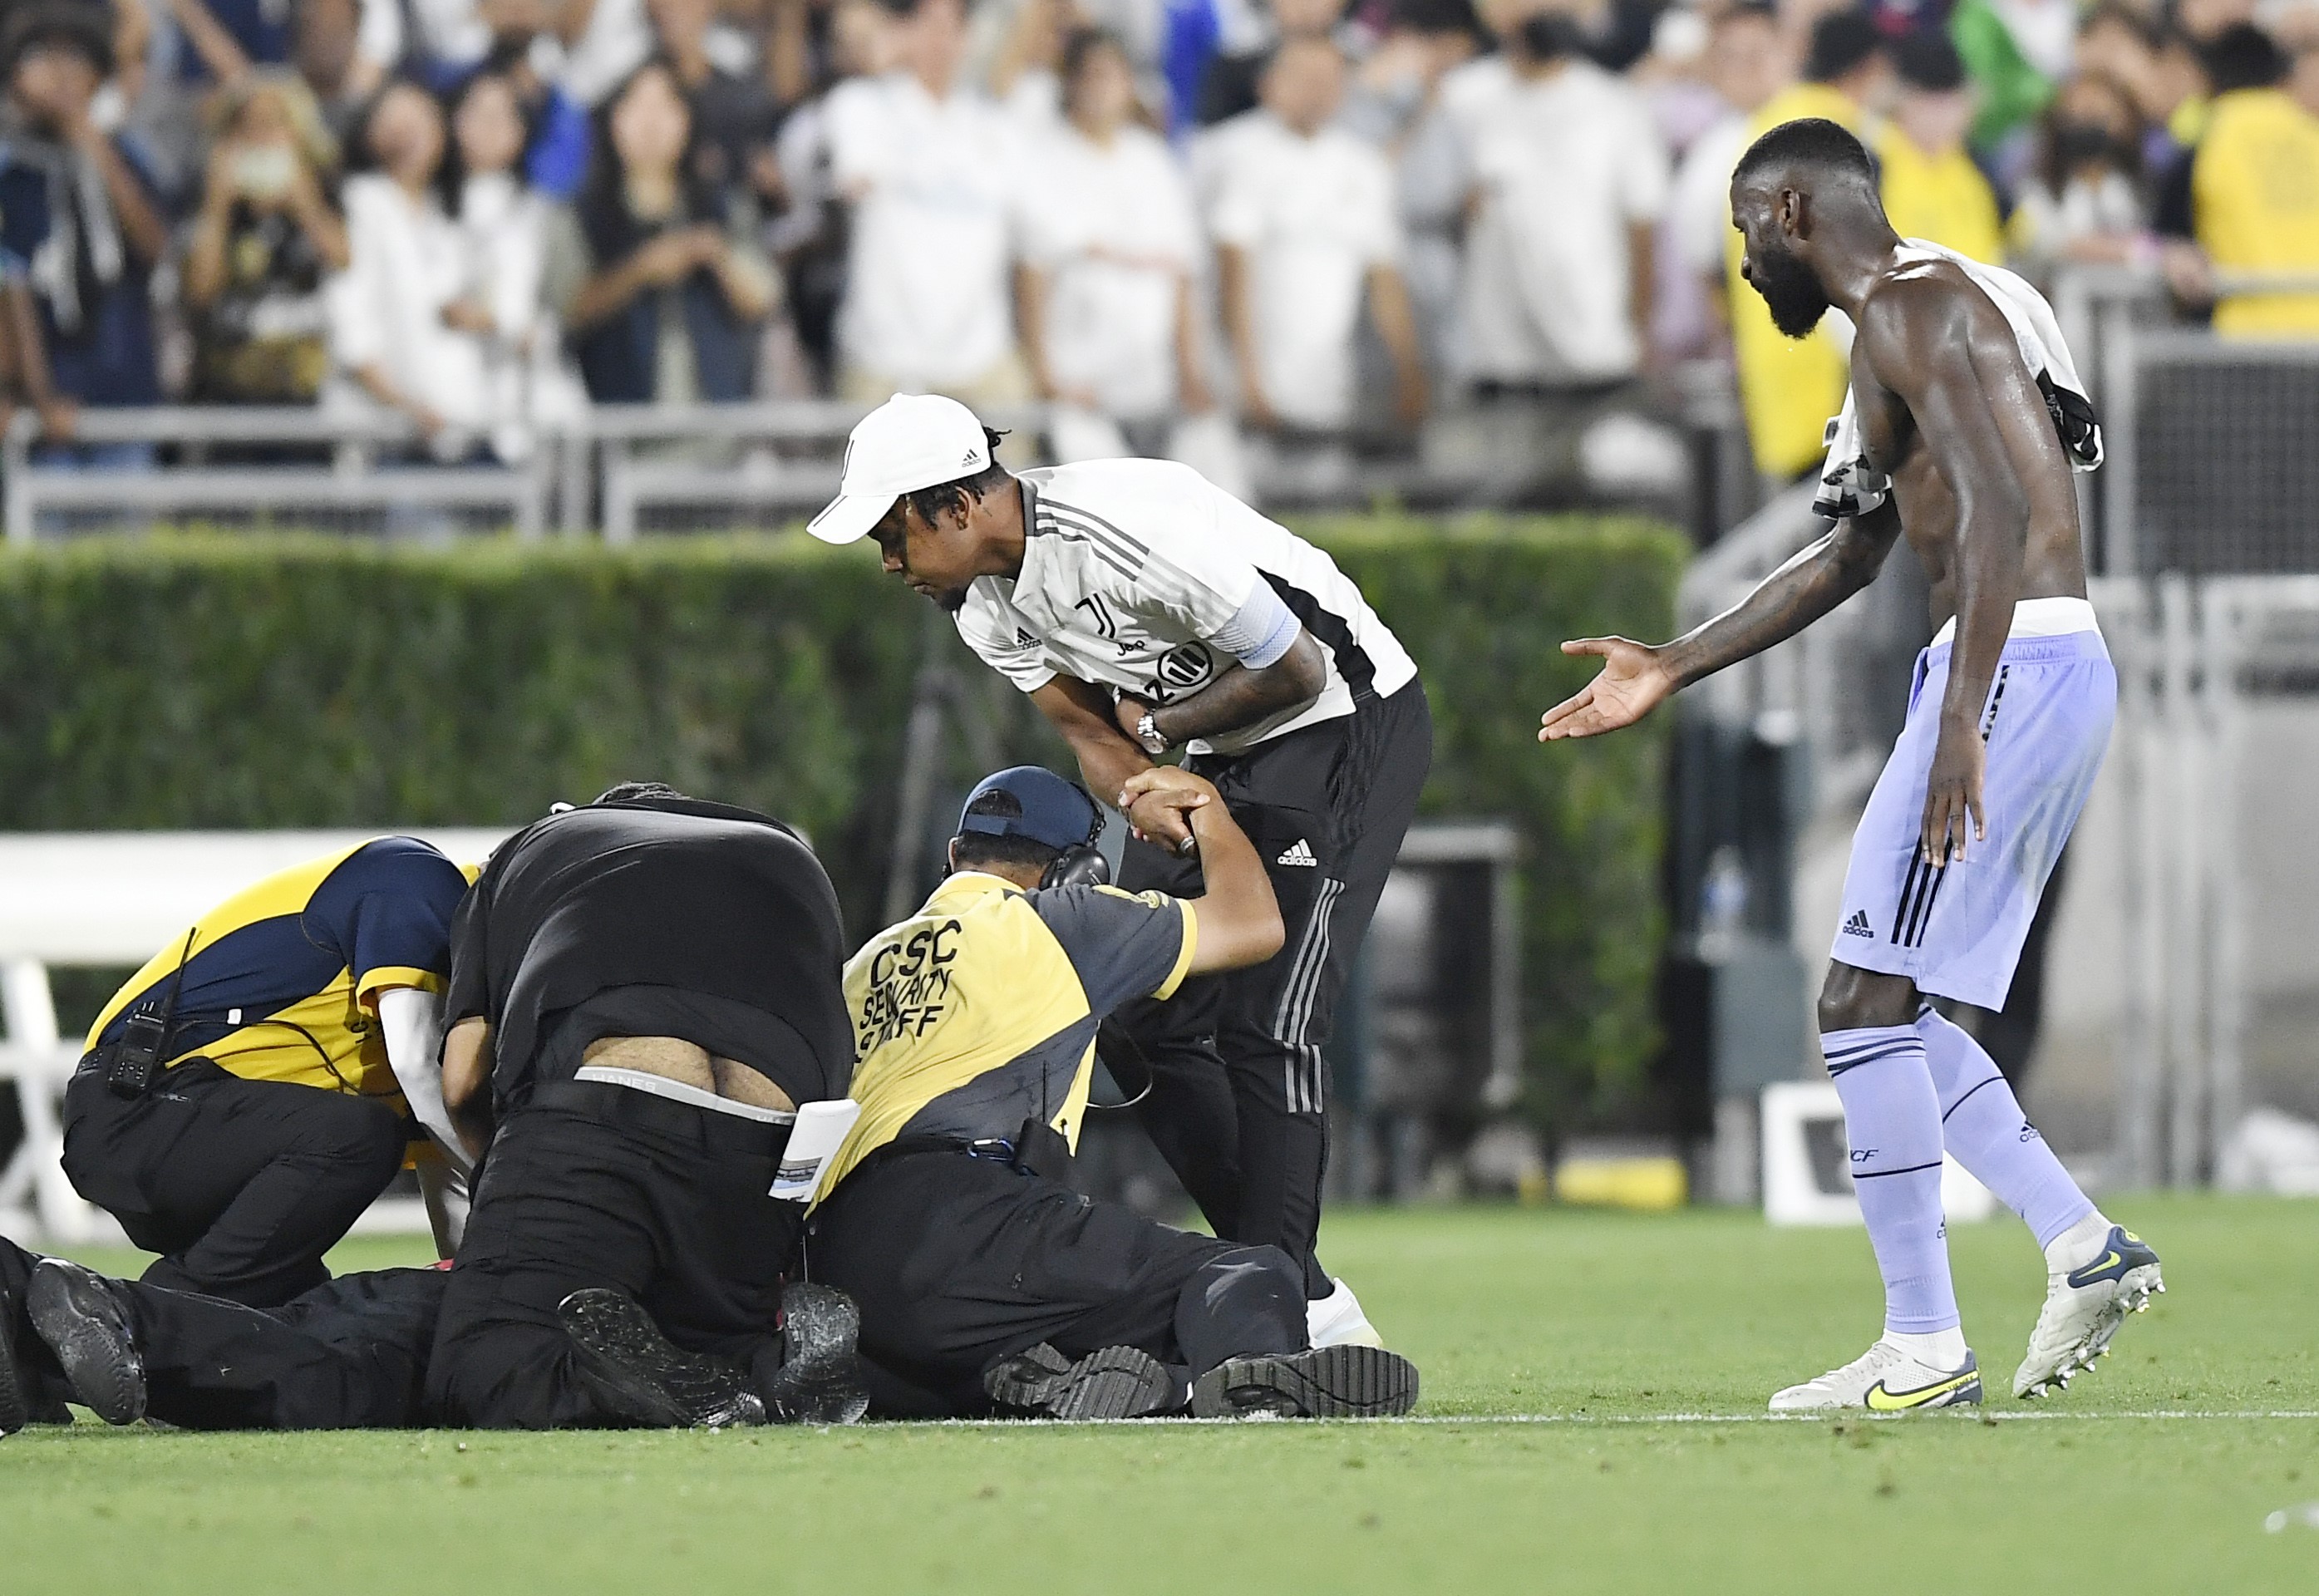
[956,766,1103,851]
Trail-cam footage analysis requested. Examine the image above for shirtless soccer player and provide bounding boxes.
[1539,118,2162,1412]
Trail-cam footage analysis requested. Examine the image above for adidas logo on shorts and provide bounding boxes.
[1276,839,1318,868]
[1842,910,1874,938]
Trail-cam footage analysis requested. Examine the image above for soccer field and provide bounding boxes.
[6,1194,2316,1594]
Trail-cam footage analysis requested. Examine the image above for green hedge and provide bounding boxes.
[0,519,1682,1122]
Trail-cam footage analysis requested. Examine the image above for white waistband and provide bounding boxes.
[573,1065,796,1124]
[1931,596,2099,648]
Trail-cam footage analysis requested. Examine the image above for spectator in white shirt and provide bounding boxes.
[1017,27,1209,441]
[327,81,493,456]
[1449,7,1668,392]
[825,0,1035,405]
[768,0,899,387]
[1209,33,1427,434]
[1667,1,1790,350]
[443,62,569,459]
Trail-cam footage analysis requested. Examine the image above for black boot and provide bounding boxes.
[27,1259,147,1426]
[1189,1345,1419,1420]
[557,1288,766,1429]
[983,1342,1178,1420]
[761,1283,869,1426]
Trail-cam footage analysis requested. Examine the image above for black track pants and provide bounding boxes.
[1115,682,1432,1298]
[808,1148,1306,1414]
[0,1236,441,1430]
[62,1061,408,1308]
[425,1081,795,1430]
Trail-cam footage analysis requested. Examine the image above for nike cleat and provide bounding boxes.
[763,1283,869,1426]
[1306,1278,1385,1350]
[2014,1224,2164,1399]
[559,1288,766,1429]
[1769,1341,1982,1413]
[26,1259,146,1426]
[1190,1345,1419,1420]
[984,1342,1179,1421]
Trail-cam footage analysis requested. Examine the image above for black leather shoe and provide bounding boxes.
[1189,1345,1419,1420]
[27,1259,146,1426]
[559,1288,766,1430]
[983,1342,1178,1420]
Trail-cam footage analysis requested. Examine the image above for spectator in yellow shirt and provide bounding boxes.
[1878,32,2005,264]
[1726,11,1890,481]
[2190,23,2319,336]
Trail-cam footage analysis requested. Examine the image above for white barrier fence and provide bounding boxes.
[0,828,510,1244]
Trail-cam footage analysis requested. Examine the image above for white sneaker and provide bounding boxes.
[1769,1338,1983,1413]
[2013,1224,2164,1398]
[1305,1278,1384,1349]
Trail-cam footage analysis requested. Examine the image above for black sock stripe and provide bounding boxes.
[1824,1042,1923,1076]
[1850,1159,1945,1180]
[1941,1073,2006,1122]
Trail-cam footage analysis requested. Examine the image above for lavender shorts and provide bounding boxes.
[1829,627,2115,1008]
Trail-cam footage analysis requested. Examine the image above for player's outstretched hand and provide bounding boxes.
[1538,638,1676,742]
[1120,766,1218,853]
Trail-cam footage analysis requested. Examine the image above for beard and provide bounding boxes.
[1748,245,1831,339]
[933,584,972,613]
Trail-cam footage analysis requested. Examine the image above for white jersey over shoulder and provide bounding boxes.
[1815,240,2102,521]
[956,458,1417,757]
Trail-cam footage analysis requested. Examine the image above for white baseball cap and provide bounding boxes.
[807,392,992,545]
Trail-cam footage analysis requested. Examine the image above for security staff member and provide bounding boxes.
[429,784,866,1431]
[807,765,1420,1421]
[66,838,471,1308]
[810,394,1433,1347]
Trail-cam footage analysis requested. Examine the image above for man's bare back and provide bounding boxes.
[1849,248,2088,628]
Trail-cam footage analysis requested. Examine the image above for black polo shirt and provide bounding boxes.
[446,799,851,1111]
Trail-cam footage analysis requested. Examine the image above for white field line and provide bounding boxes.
[888,1409,2319,1431]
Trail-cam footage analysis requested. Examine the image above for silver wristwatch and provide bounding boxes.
[1134,711,1169,756]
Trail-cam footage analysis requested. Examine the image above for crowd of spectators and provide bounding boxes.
[0,0,2308,485]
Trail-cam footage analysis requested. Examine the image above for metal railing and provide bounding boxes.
[0,387,1720,543]
[2096,574,2319,1188]
[1678,480,1928,818]
[2048,264,2319,578]
[564,401,1055,543]
[1,406,555,544]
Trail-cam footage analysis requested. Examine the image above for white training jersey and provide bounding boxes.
[954,459,1418,757]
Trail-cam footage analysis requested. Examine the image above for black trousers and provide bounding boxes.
[0,1237,441,1430]
[1115,681,1433,1297]
[807,1148,1306,1415]
[426,1081,797,1430]
[61,1060,410,1308]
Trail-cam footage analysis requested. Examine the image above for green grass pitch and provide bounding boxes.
[6,1193,2316,1594]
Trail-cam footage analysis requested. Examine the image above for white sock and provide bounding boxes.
[1885,1326,1970,1368]
[2042,1209,2115,1274]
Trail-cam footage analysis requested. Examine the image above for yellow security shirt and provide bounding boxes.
[1728,83,1864,478]
[1875,130,2004,264]
[817,872,1196,1200]
[2193,87,2319,337]
[87,837,472,1108]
